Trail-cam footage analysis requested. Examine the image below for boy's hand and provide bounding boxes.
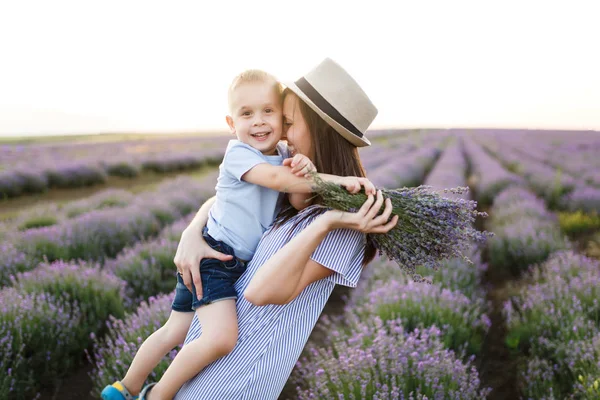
[283,154,316,177]
[338,176,377,195]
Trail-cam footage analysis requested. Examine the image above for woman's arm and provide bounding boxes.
[288,192,313,210]
[244,190,398,305]
[244,215,333,305]
[174,195,233,298]
[182,195,215,237]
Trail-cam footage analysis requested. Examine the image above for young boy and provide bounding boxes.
[101,70,363,400]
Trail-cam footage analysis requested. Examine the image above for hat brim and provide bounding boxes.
[283,81,371,148]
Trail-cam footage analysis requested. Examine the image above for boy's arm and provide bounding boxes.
[242,164,355,193]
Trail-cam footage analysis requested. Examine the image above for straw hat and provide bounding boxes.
[284,58,377,147]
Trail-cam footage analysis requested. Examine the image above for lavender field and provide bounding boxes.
[0,135,229,199]
[1,129,600,400]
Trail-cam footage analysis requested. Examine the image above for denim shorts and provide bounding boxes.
[171,227,247,311]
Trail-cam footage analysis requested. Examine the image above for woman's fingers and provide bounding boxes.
[191,267,203,300]
[365,190,384,221]
[357,193,375,216]
[293,162,311,176]
[286,155,304,174]
[368,214,399,233]
[292,162,304,174]
[370,197,393,226]
[358,177,376,195]
[180,268,194,294]
[291,155,309,172]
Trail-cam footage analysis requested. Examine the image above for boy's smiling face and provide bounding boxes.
[226,81,282,156]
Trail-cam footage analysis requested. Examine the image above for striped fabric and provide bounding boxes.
[174,206,366,400]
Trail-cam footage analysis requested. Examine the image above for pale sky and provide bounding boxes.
[0,0,598,136]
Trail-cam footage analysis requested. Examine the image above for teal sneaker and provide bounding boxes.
[101,381,138,400]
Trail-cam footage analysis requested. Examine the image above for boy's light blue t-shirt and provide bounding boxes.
[206,140,289,261]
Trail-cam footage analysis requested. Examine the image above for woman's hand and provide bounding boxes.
[323,189,398,233]
[173,227,233,299]
[337,176,377,196]
[283,154,316,177]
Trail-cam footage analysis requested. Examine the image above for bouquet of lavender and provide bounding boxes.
[312,178,493,283]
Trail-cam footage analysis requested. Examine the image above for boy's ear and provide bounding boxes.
[225,115,236,135]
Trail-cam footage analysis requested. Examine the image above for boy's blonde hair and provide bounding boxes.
[228,69,283,112]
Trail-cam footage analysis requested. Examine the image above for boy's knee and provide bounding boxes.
[160,323,187,346]
[207,331,238,357]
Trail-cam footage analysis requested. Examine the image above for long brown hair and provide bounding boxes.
[274,88,377,266]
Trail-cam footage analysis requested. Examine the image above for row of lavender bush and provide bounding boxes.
[461,137,524,206]
[504,251,600,399]
[8,188,136,232]
[0,143,224,199]
[1,262,128,398]
[461,136,572,273]
[483,130,600,188]
[4,183,191,234]
[477,135,600,213]
[422,139,487,299]
[366,135,447,189]
[464,131,600,397]
[0,173,216,286]
[487,186,571,274]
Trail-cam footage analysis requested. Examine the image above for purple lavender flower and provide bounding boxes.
[87,293,177,395]
[12,260,127,348]
[488,187,570,273]
[292,319,491,399]
[504,252,600,355]
[0,287,82,397]
[105,237,179,305]
[561,184,600,213]
[0,242,30,286]
[314,179,492,282]
[352,278,490,355]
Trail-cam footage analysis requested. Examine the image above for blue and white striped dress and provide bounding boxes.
[174,206,366,400]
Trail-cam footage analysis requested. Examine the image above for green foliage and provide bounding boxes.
[17,215,58,231]
[559,211,600,236]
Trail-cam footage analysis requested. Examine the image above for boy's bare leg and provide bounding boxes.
[120,310,195,395]
[147,299,239,400]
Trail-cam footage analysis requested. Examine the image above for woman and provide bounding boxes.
[172,58,397,400]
